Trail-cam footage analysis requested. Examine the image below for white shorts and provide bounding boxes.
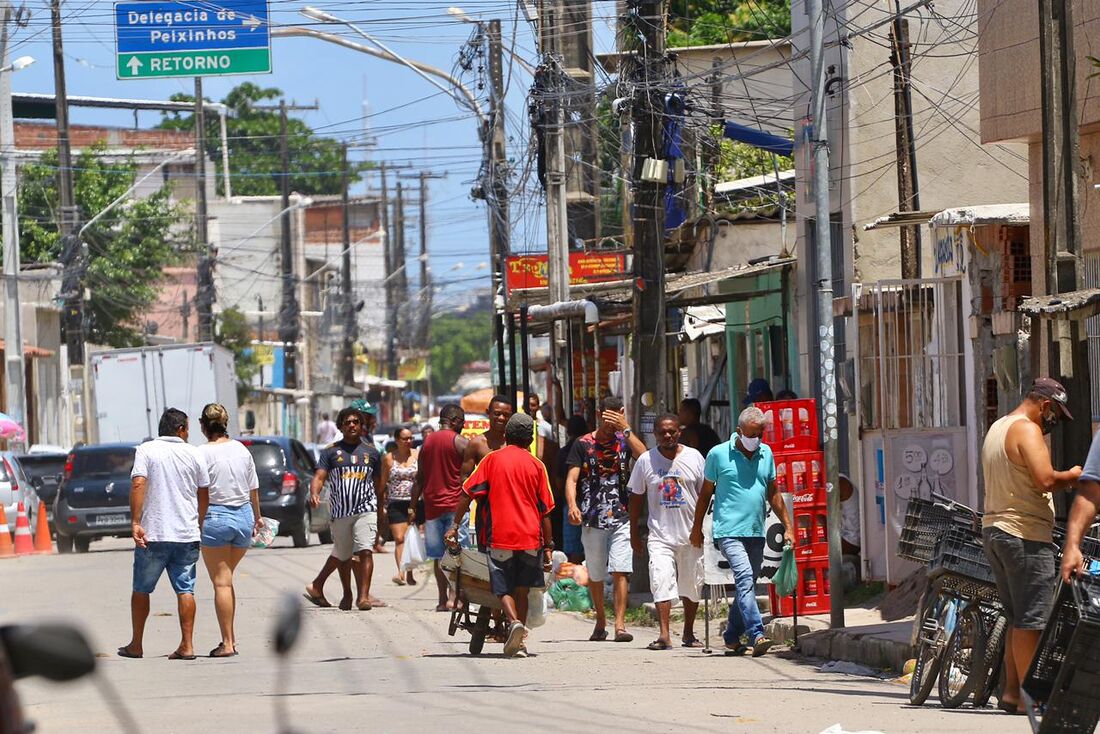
[648,540,702,603]
[331,513,377,561]
[581,523,633,583]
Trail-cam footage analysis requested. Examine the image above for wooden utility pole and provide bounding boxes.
[890,12,921,279]
[628,0,668,426]
[379,164,398,380]
[194,77,214,341]
[276,100,299,390]
[393,181,408,346]
[486,18,510,390]
[340,143,355,387]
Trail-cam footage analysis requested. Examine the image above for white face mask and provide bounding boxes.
[738,434,762,452]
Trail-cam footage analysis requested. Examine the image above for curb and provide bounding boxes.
[767,617,914,674]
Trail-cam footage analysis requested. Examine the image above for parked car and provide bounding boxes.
[53,443,137,554]
[16,452,67,535]
[239,437,332,548]
[0,453,38,533]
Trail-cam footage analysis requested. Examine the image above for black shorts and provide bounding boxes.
[387,500,411,524]
[983,526,1055,630]
[487,549,544,597]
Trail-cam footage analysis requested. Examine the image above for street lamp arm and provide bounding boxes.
[271,26,485,125]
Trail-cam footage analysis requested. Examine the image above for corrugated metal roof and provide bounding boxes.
[929,204,1029,227]
[715,169,795,195]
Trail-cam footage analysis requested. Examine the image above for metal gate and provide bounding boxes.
[854,277,971,583]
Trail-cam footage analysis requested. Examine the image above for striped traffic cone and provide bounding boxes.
[0,505,13,558]
[33,501,54,555]
[12,502,33,556]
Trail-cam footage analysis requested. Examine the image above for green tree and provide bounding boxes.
[158,82,365,197]
[666,0,791,47]
[18,144,187,347]
[430,311,492,395]
[215,306,259,403]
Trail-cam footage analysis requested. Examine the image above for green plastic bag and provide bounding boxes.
[548,579,593,612]
[773,545,798,598]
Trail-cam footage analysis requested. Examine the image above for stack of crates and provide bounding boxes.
[759,399,831,617]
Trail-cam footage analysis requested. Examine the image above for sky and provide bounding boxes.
[4,0,619,307]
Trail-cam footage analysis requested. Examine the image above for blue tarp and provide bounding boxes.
[723,120,793,157]
[664,92,687,231]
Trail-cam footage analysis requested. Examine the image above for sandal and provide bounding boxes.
[614,631,634,643]
[589,628,609,642]
[392,575,407,586]
[681,637,704,648]
[209,643,239,658]
[168,651,196,661]
[647,639,671,650]
[302,592,331,608]
[117,646,142,659]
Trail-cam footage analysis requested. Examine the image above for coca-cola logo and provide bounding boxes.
[793,493,815,504]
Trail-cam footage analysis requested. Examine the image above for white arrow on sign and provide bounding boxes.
[242,15,261,30]
[126,56,142,75]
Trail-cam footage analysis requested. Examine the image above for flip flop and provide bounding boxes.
[589,628,609,642]
[392,576,407,586]
[117,646,142,659]
[302,592,332,608]
[681,638,704,648]
[368,599,388,608]
[997,700,1025,715]
[167,651,196,661]
[614,631,634,643]
[209,643,239,658]
[647,640,671,650]
[434,604,451,612]
[357,601,373,611]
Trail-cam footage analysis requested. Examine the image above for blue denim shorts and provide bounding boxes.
[133,541,200,595]
[424,511,469,560]
[201,504,255,549]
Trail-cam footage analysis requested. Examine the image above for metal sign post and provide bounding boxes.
[114,0,271,80]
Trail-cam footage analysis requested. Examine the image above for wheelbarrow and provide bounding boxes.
[440,548,506,655]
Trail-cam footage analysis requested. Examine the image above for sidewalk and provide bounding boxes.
[766,606,915,674]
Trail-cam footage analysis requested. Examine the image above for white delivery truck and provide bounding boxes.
[89,343,239,446]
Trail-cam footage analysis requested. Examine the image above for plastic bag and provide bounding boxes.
[402,528,427,571]
[548,578,592,612]
[773,545,798,597]
[251,517,280,548]
[526,587,547,628]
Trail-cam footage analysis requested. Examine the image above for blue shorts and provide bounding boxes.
[201,504,255,548]
[133,541,200,595]
[424,511,470,560]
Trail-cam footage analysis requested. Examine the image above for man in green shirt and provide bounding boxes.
[690,406,793,656]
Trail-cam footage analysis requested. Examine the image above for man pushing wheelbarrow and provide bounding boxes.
[444,413,555,658]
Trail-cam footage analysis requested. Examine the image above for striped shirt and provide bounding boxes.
[319,441,382,519]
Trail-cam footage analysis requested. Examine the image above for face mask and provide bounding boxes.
[1041,410,1059,436]
[739,434,762,452]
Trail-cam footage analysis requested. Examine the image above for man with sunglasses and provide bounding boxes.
[981,377,1081,714]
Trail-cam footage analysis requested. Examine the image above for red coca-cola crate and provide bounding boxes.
[775,451,826,507]
[759,399,819,452]
[769,556,831,617]
[792,505,829,559]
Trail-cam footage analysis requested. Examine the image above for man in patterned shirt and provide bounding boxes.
[303,406,383,611]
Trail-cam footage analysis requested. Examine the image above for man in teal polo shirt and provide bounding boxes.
[690,406,794,656]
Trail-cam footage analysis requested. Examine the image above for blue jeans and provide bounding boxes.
[715,536,766,646]
[133,541,200,595]
[201,504,255,548]
[424,511,469,560]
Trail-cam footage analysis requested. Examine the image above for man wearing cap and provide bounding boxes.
[446,413,555,658]
[981,377,1081,715]
[743,378,773,406]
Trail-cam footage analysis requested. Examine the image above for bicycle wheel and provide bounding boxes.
[972,613,1007,708]
[938,603,985,708]
[910,583,951,706]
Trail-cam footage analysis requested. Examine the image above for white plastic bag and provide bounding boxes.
[526,587,547,628]
[252,517,280,548]
[402,528,427,570]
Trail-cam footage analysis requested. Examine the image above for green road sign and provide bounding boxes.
[117,48,271,79]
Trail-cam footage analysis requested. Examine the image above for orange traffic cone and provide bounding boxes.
[0,505,13,559]
[33,501,53,555]
[12,501,33,556]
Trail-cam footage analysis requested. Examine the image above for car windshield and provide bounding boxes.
[17,456,65,481]
[75,449,135,479]
[245,444,285,471]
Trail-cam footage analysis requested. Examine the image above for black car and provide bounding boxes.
[240,437,332,547]
[54,444,137,554]
[17,453,67,535]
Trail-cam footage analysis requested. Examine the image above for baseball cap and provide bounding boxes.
[1030,377,1073,420]
[743,377,773,406]
[350,398,379,416]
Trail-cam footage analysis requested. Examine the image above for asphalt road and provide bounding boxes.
[3,537,1029,734]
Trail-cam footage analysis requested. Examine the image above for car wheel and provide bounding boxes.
[74,537,91,553]
[318,527,333,545]
[56,533,74,554]
[292,508,311,548]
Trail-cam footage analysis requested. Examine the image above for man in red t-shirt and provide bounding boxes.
[446,413,554,658]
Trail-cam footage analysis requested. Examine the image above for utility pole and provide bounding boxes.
[180,290,190,341]
[414,170,444,348]
[194,77,214,341]
[340,143,355,388]
[276,99,299,390]
[380,163,397,380]
[0,1,24,440]
[808,0,844,628]
[627,0,668,427]
[393,181,408,348]
[486,19,510,391]
[889,9,921,279]
[52,0,82,366]
[1038,0,1088,467]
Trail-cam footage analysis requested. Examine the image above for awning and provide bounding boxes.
[0,340,54,358]
[863,210,940,230]
[682,305,726,341]
[364,375,408,389]
[722,120,793,157]
[1018,289,1100,321]
[928,203,1029,227]
[715,169,795,196]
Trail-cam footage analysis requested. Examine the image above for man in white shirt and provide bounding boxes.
[628,414,706,650]
[316,413,339,445]
[118,408,211,661]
